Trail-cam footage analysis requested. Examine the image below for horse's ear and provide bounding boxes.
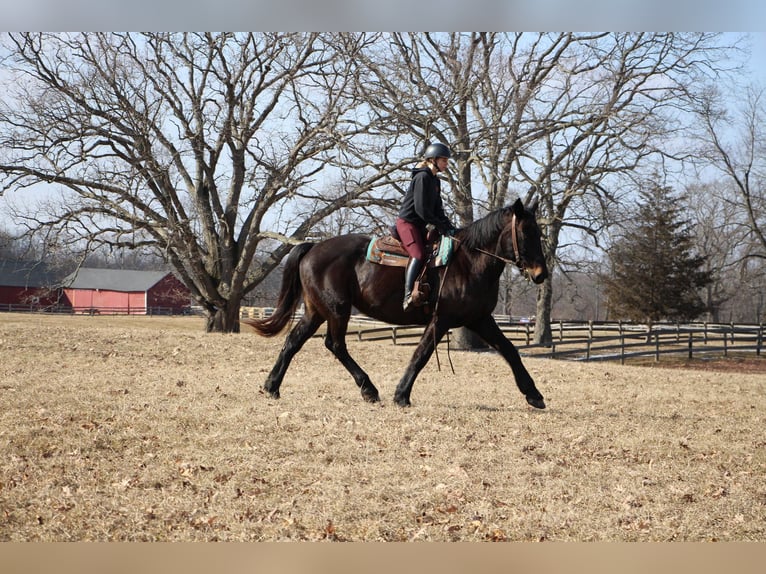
[511,197,525,217]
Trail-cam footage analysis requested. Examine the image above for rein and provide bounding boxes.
[431,258,455,375]
[451,213,526,273]
[430,213,524,374]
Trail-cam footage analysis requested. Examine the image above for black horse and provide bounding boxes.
[243,198,549,408]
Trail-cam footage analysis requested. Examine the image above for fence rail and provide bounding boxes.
[533,323,764,363]
[0,303,191,316]
[5,303,763,364]
[239,307,764,364]
[328,317,765,364]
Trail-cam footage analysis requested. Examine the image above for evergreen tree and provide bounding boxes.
[603,183,712,326]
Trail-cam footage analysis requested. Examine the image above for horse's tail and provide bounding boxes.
[243,242,314,337]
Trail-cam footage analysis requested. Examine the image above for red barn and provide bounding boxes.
[0,259,64,310]
[62,268,191,315]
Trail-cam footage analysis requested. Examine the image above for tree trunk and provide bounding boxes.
[205,301,242,333]
[451,326,489,351]
[534,277,553,346]
[645,321,654,344]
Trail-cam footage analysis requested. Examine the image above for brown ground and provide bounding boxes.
[1,313,765,541]
[636,356,766,374]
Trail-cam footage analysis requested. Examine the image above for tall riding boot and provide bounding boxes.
[403,258,423,311]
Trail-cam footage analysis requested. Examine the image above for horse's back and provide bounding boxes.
[298,234,369,293]
[298,233,408,320]
[303,234,369,267]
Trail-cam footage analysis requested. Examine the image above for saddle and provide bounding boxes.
[365,233,454,268]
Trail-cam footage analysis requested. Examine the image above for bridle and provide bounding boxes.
[453,213,527,277]
[510,212,523,269]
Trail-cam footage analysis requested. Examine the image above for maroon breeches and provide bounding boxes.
[395,218,426,260]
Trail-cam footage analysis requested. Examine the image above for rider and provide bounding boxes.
[395,142,458,312]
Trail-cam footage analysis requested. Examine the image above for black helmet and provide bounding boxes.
[423,142,451,159]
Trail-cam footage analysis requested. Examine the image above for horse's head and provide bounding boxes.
[501,198,549,284]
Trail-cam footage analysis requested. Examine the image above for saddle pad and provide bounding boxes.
[366,235,453,268]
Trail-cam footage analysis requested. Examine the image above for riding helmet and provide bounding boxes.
[423,142,451,159]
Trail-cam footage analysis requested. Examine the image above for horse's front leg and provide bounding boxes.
[393,318,449,407]
[467,315,545,409]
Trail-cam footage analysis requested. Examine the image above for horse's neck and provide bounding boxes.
[458,240,506,284]
[458,211,510,280]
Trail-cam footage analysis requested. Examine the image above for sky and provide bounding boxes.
[1,0,766,31]
[750,33,766,82]
[1,27,765,234]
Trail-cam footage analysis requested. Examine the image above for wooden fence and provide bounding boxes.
[0,303,191,316]
[6,303,762,364]
[518,321,763,363]
[335,317,765,364]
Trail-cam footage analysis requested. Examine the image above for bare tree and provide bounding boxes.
[685,73,766,323]
[515,34,742,342]
[690,83,766,262]
[0,32,394,332]
[0,228,22,260]
[684,181,745,322]
[1,33,741,336]
[356,33,736,343]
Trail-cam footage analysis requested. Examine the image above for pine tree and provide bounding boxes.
[603,183,712,326]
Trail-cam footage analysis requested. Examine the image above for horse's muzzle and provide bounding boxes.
[528,264,548,284]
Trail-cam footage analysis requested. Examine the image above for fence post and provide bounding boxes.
[704,322,709,345]
[688,332,693,359]
[392,327,397,345]
[758,323,763,357]
[559,320,564,342]
[723,330,728,357]
[525,324,530,346]
[620,332,625,365]
[586,338,591,360]
[655,330,660,362]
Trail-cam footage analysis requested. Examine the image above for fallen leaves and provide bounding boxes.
[2,314,766,542]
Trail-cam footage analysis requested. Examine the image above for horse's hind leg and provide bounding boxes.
[324,318,380,402]
[263,312,324,399]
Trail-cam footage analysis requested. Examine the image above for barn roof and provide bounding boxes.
[0,259,63,288]
[64,268,172,292]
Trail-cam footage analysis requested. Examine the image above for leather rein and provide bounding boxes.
[430,212,526,374]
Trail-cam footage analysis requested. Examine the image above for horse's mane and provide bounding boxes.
[458,207,510,249]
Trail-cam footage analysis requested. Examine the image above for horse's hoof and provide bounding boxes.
[526,396,546,409]
[263,386,280,399]
[394,395,411,407]
[362,391,380,403]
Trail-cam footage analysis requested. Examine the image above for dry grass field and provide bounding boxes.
[1,312,765,541]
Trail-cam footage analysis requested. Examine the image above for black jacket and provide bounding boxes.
[397,167,455,235]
